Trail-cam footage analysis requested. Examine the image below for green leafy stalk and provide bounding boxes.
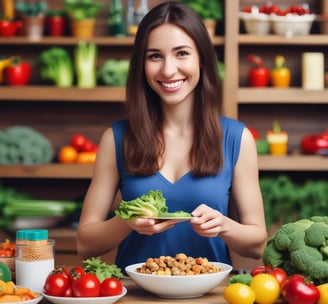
[39,47,74,87]
[74,41,97,88]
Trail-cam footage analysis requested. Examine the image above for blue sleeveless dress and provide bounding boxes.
[112,116,245,270]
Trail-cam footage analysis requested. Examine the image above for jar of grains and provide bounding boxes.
[15,229,55,292]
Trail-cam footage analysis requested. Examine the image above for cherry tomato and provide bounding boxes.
[69,266,85,282]
[63,285,73,297]
[71,134,87,152]
[250,273,280,304]
[5,58,31,85]
[71,273,101,297]
[43,271,70,296]
[100,277,123,296]
[223,283,255,304]
[58,146,78,164]
[81,139,94,152]
[282,274,319,304]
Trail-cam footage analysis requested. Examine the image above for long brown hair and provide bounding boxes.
[123,1,223,177]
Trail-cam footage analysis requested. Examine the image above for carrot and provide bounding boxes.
[0,294,22,302]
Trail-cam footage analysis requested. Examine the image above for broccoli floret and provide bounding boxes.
[305,222,328,247]
[263,218,328,284]
[263,237,285,268]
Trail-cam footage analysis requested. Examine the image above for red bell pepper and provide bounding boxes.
[282,274,320,304]
[4,57,31,86]
[300,129,328,155]
[247,54,270,87]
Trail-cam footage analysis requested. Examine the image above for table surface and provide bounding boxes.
[41,277,284,304]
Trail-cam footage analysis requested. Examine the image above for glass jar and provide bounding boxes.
[15,229,55,292]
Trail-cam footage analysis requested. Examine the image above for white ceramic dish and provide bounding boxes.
[271,14,316,36]
[125,262,232,298]
[11,295,43,304]
[12,215,67,230]
[239,11,271,35]
[42,287,127,304]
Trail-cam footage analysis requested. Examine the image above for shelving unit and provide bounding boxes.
[0,0,327,266]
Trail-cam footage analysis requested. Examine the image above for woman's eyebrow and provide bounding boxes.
[145,45,193,52]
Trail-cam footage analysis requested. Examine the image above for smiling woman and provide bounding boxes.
[77,1,267,274]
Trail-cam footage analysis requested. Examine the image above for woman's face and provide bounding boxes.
[144,23,200,107]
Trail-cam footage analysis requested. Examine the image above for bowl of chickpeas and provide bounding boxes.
[125,253,232,298]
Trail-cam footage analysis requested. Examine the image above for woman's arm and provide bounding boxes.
[77,128,132,259]
[191,127,267,259]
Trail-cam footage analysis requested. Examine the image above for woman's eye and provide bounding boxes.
[177,50,189,57]
[148,53,161,60]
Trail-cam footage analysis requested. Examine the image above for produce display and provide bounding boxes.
[0,126,53,164]
[43,257,123,297]
[115,189,192,220]
[57,133,98,164]
[136,253,221,276]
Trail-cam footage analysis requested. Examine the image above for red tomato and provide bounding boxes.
[81,139,94,152]
[247,127,259,140]
[282,274,320,304]
[63,285,73,297]
[69,266,85,281]
[249,67,270,87]
[43,271,70,296]
[4,58,31,85]
[71,134,87,152]
[100,278,123,297]
[71,273,101,297]
[270,268,288,288]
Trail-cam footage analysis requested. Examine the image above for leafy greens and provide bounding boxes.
[115,190,191,220]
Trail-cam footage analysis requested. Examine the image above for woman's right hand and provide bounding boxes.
[126,217,180,235]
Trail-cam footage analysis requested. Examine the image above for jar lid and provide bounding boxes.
[26,229,48,241]
[16,229,29,240]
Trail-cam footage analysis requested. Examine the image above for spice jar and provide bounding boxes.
[15,229,55,292]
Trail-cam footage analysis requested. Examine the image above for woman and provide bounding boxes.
[77,1,267,270]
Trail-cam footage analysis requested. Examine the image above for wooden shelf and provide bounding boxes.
[238,34,328,45]
[0,35,224,46]
[238,88,328,104]
[0,86,126,102]
[0,164,94,179]
[258,155,328,171]
[0,155,327,179]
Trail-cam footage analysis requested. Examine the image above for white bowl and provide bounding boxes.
[125,262,232,298]
[42,287,127,304]
[9,295,43,304]
[239,12,271,35]
[271,14,316,37]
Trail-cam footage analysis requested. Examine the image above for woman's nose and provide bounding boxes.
[161,58,177,77]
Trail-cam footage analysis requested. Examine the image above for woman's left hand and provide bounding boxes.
[190,204,225,237]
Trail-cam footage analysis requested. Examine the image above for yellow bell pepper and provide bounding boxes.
[0,56,13,84]
[317,283,328,304]
[271,55,291,88]
[266,120,288,156]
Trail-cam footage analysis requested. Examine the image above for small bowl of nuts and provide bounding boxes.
[125,253,232,298]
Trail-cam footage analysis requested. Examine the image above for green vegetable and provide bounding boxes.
[83,257,123,282]
[15,0,48,17]
[228,273,253,285]
[115,190,192,220]
[64,0,104,21]
[0,126,53,164]
[263,216,328,284]
[97,59,129,86]
[74,41,97,88]
[39,47,74,87]
[0,261,12,282]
